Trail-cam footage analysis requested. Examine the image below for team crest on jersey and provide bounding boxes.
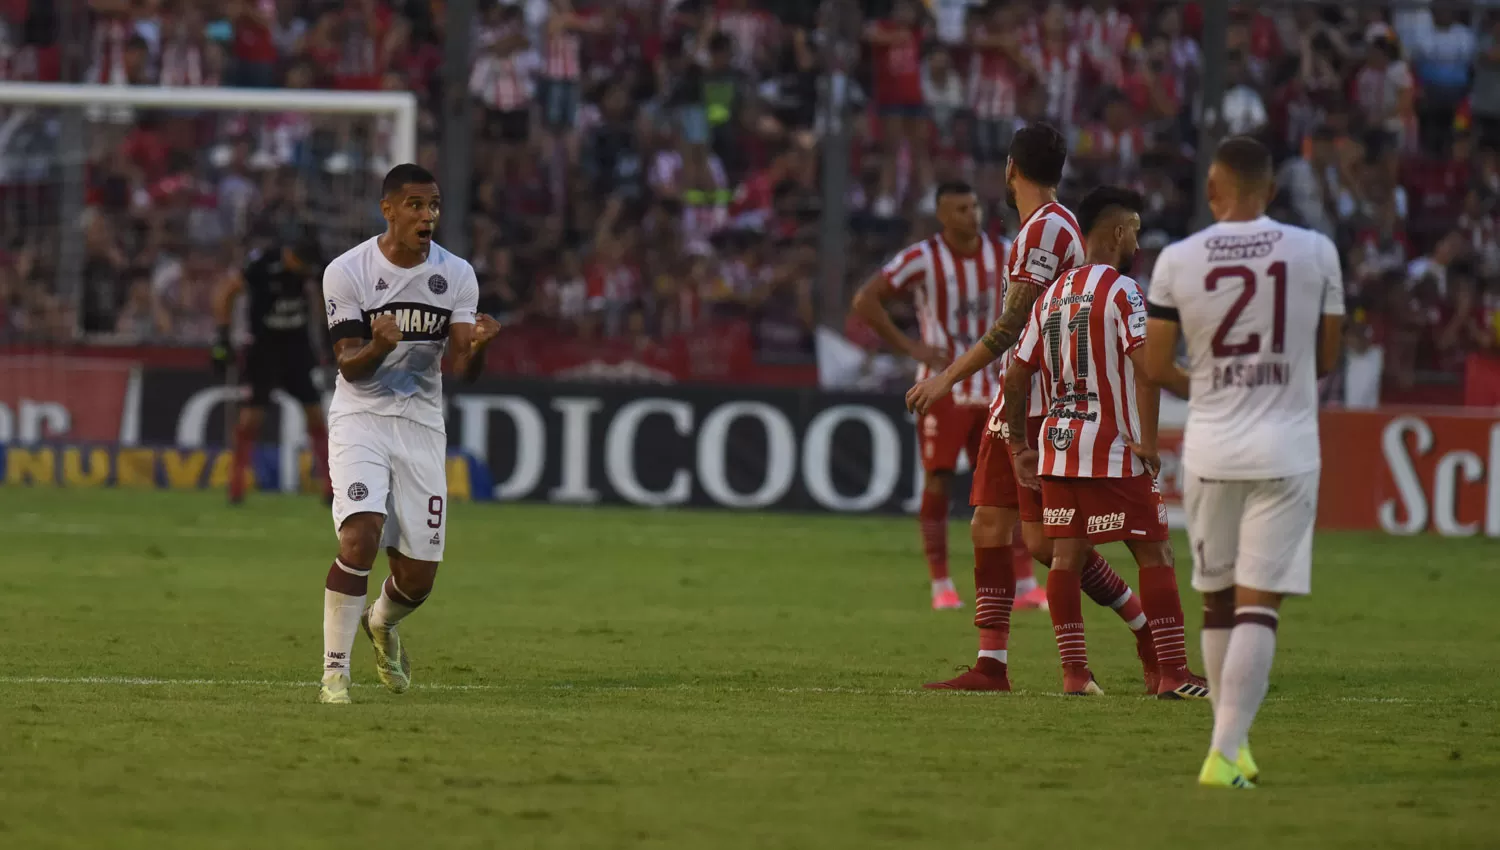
[1047,426,1075,451]
[427,274,448,295]
[347,482,368,501]
[375,278,389,291]
[327,299,336,316]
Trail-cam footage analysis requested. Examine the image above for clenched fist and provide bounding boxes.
[474,314,502,346]
[371,314,403,351]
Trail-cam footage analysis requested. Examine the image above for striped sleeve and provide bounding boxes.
[1012,299,1045,368]
[1008,216,1071,286]
[882,242,930,291]
[1115,277,1147,353]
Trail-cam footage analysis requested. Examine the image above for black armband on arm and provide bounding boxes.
[328,319,370,343]
[1146,304,1180,322]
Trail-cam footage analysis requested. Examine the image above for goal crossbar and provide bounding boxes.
[0,83,418,165]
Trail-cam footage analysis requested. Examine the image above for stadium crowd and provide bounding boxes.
[0,0,1498,399]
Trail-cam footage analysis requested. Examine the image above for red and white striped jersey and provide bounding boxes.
[544,19,584,80]
[1013,264,1148,479]
[882,233,1008,406]
[1075,6,1137,84]
[158,40,205,87]
[1024,41,1087,126]
[994,200,1086,418]
[469,50,535,111]
[968,29,1024,120]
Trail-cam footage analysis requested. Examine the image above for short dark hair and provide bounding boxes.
[1213,136,1274,184]
[382,163,438,197]
[1008,123,1067,187]
[935,180,975,201]
[1076,186,1144,237]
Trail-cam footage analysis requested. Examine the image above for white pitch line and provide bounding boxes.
[0,676,1487,706]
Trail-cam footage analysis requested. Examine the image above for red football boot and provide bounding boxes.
[1063,666,1104,696]
[923,657,1011,691]
[1134,628,1160,695]
[1157,668,1210,701]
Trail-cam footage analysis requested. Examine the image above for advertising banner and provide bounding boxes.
[6,365,1497,535]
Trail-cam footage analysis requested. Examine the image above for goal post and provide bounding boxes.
[0,84,419,164]
[0,83,419,492]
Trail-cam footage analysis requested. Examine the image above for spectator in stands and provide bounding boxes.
[921,47,965,144]
[1408,7,1476,147]
[1353,33,1417,153]
[1278,124,1341,238]
[1221,51,1269,137]
[865,0,930,218]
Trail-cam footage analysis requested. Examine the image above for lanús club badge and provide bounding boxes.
[427,274,447,295]
[347,482,369,501]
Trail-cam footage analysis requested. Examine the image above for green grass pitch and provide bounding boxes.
[1,488,1497,849]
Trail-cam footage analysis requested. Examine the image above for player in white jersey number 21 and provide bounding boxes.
[317,164,502,705]
[1142,138,1345,787]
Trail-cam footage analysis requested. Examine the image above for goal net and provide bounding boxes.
[0,83,416,487]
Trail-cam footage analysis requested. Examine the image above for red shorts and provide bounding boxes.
[917,395,987,473]
[969,414,1047,523]
[1039,474,1170,544]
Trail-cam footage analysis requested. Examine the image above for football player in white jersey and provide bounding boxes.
[317,164,502,704]
[1142,137,1345,786]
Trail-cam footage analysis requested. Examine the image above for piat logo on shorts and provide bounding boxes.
[1043,507,1075,526]
[348,482,369,501]
[1157,501,1168,526]
[1047,426,1075,451]
[427,274,448,295]
[1086,512,1126,534]
[987,408,1008,438]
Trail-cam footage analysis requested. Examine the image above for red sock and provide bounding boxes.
[1138,565,1189,672]
[307,420,330,497]
[1080,551,1147,629]
[1009,523,1034,582]
[973,546,1014,652]
[230,421,254,500]
[919,490,950,581]
[1047,569,1087,671]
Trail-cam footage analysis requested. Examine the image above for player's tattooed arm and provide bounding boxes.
[333,314,402,381]
[981,280,1044,357]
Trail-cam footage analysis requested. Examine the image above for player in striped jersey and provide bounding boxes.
[1004,186,1205,699]
[910,126,1157,692]
[1143,138,1344,788]
[853,182,1007,611]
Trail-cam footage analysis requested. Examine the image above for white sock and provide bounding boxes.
[323,560,370,678]
[1201,626,1231,715]
[1210,607,1279,758]
[931,577,956,596]
[1015,575,1038,595]
[369,576,422,630]
[978,649,1008,664]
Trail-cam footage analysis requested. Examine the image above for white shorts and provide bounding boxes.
[329,412,448,562]
[1183,470,1319,596]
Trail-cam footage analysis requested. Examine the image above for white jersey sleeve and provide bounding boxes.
[452,263,480,326]
[325,261,366,341]
[1316,234,1346,318]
